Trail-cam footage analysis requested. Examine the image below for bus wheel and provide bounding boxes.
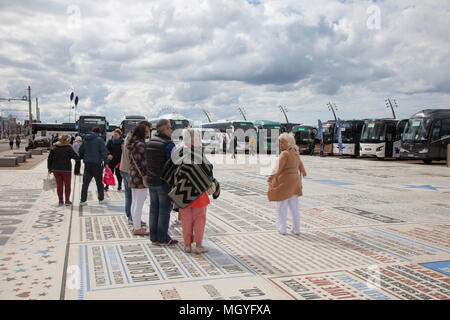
[423,160,432,164]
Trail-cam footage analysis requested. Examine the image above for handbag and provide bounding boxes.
[43,173,57,191]
[103,167,116,186]
[205,181,216,195]
[131,154,149,188]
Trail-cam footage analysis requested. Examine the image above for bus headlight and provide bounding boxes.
[419,148,429,154]
[376,146,384,152]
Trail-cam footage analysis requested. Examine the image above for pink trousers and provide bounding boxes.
[180,206,207,246]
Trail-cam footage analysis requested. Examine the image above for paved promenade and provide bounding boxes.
[0,153,449,300]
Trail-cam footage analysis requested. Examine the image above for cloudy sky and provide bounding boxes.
[0,0,449,126]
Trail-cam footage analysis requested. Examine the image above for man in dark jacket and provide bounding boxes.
[79,126,109,206]
[146,119,177,246]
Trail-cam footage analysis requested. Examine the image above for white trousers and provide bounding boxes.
[131,188,147,230]
[276,195,300,234]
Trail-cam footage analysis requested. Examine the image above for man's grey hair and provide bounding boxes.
[156,119,170,133]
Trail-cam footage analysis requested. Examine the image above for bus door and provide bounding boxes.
[385,123,396,158]
[429,120,441,159]
[438,119,450,159]
[393,120,407,157]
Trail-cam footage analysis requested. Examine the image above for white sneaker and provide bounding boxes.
[80,201,88,207]
[99,198,110,205]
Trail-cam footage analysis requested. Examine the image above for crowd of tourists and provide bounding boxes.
[46,120,306,253]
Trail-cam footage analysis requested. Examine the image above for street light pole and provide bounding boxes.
[279,105,289,123]
[327,102,338,121]
[385,98,398,119]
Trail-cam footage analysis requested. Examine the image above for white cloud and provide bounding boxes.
[0,0,448,126]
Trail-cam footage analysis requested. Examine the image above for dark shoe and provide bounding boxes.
[118,185,122,191]
[65,201,73,206]
[160,239,179,246]
[104,185,109,191]
[58,201,64,206]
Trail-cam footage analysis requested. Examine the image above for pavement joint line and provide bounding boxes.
[59,172,77,300]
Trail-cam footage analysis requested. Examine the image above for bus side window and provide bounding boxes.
[431,120,441,141]
[441,119,450,139]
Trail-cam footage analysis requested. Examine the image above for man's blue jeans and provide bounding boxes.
[120,171,132,219]
[149,183,173,243]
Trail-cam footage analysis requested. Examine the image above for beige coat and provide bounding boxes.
[119,134,132,174]
[267,150,307,201]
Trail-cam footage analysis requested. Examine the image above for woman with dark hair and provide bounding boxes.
[127,124,150,236]
[105,128,124,191]
[48,134,80,206]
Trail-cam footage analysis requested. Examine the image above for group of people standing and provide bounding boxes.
[46,120,307,253]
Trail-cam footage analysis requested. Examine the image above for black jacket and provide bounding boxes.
[47,144,80,172]
[106,137,124,169]
[146,133,174,185]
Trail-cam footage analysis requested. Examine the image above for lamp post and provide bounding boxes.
[237,106,247,121]
[385,98,398,119]
[279,105,289,123]
[326,102,338,121]
[70,92,79,122]
[203,109,212,123]
[0,91,30,135]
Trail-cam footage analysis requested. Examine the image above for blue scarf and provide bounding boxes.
[112,137,124,145]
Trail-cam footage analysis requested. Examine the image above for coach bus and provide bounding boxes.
[201,120,256,153]
[359,119,408,159]
[332,120,365,157]
[280,123,301,133]
[292,125,318,154]
[148,113,191,143]
[314,120,336,155]
[253,120,281,154]
[400,109,450,163]
[120,115,146,136]
[76,115,109,140]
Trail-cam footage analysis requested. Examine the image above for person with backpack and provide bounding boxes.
[105,128,124,191]
[47,134,80,206]
[79,126,110,206]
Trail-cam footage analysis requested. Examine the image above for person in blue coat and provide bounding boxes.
[79,126,110,206]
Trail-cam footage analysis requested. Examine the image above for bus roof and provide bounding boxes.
[253,120,281,126]
[410,109,450,119]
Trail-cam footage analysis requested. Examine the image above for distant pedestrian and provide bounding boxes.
[15,135,21,149]
[9,135,14,150]
[127,123,151,236]
[72,136,82,175]
[146,119,178,245]
[231,135,238,159]
[105,128,124,191]
[52,134,59,145]
[47,134,80,206]
[162,128,220,253]
[249,135,257,156]
[267,133,307,235]
[222,133,227,153]
[309,131,316,156]
[79,126,110,206]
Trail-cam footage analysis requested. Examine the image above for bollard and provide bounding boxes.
[447,144,450,168]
